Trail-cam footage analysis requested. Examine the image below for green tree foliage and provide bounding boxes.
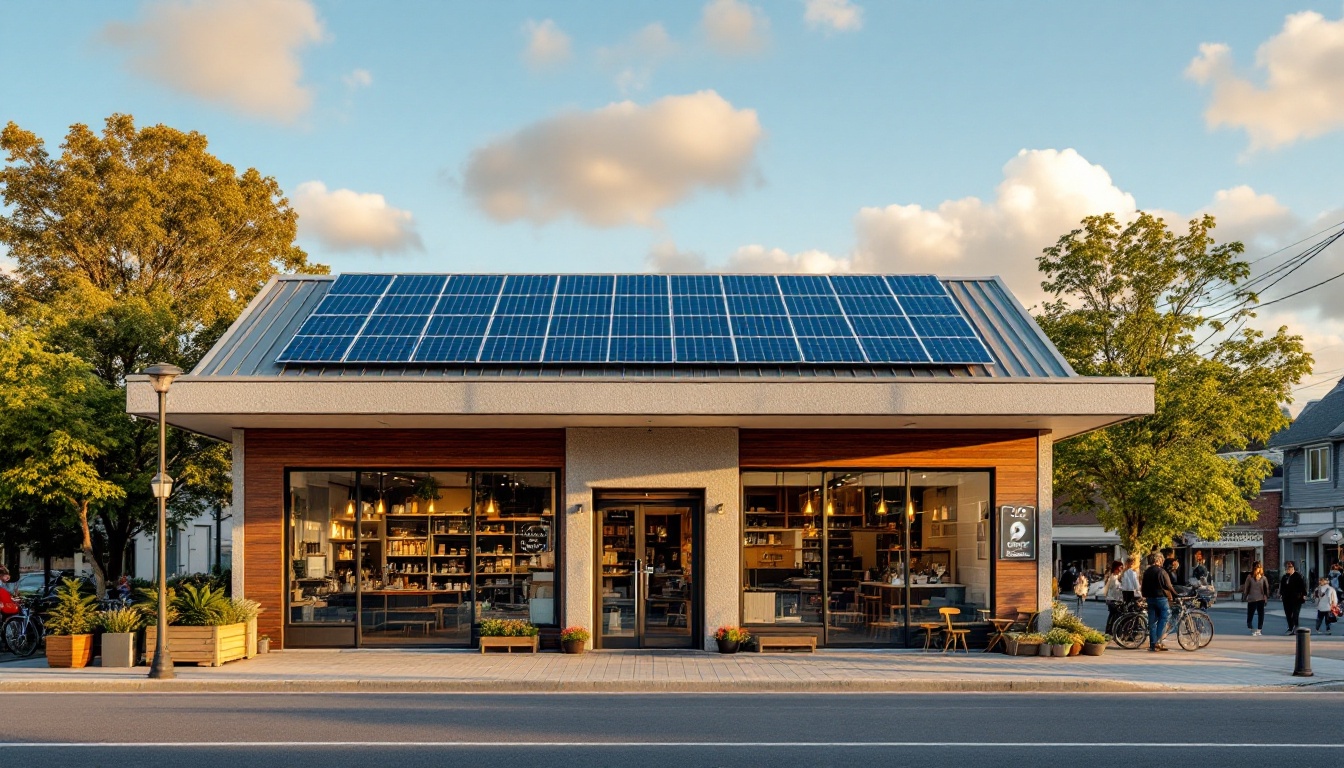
[0,114,324,584]
[1037,212,1312,553]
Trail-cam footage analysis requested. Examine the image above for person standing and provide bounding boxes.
[1313,577,1339,634]
[1120,554,1141,602]
[1330,564,1341,599]
[1280,561,1308,634]
[1191,551,1209,585]
[1073,568,1089,611]
[1141,552,1175,652]
[1242,561,1270,636]
[1103,560,1125,634]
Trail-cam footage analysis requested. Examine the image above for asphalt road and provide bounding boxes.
[0,692,1340,767]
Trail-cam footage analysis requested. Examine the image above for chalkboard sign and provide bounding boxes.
[517,524,549,554]
[998,505,1036,561]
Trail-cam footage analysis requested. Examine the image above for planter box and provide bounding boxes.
[46,634,94,668]
[1006,637,1042,657]
[246,618,258,658]
[145,623,249,667]
[479,636,539,654]
[101,632,138,668]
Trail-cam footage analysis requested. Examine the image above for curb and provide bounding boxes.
[0,678,1336,694]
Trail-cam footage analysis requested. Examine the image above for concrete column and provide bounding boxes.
[564,428,740,650]
[231,428,245,598]
[1037,431,1054,629]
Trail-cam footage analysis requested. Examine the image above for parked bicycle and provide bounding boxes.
[1,596,47,657]
[1112,595,1214,651]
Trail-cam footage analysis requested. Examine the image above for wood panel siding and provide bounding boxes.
[243,429,565,648]
[740,429,1041,619]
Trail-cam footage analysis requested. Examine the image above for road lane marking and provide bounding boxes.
[0,742,1337,749]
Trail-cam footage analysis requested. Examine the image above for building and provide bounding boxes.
[125,273,1153,650]
[130,507,233,582]
[1270,377,1344,582]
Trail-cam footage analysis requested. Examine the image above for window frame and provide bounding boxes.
[1305,444,1330,484]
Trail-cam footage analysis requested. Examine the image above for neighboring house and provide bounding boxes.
[131,506,233,582]
[1270,376,1344,583]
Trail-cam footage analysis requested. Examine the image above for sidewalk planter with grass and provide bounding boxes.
[45,578,97,669]
[139,585,261,667]
[98,607,145,668]
[1081,629,1108,656]
[559,626,590,654]
[1005,632,1045,656]
[714,625,750,654]
[1044,628,1075,658]
[479,619,539,653]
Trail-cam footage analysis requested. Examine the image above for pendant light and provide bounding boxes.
[803,474,814,516]
[876,473,888,516]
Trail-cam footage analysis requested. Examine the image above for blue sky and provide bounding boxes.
[3,0,1344,403]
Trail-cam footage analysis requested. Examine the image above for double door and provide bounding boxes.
[596,501,699,648]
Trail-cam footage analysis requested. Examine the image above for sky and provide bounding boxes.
[2,0,1343,408]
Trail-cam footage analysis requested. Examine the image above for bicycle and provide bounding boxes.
[1,597,46,657]
[1112,595,1213,651]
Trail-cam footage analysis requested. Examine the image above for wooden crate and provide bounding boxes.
[145,623,249,667]
[480,636,539,653]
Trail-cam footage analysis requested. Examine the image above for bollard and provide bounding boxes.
[1292,627,1313,677]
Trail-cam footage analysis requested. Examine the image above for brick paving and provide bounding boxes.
[1,644,1342,693]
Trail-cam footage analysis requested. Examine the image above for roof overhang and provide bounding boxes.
[126,374,1154,442]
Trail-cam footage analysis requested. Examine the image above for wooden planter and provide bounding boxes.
[46,634,94,668]
[101,632,138,668]
[480,635,539,653]
[1005,637,1042,656]
[246,618,258,658]
[145,623,248,667]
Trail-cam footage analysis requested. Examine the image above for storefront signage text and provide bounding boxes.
[998,505,1036,561]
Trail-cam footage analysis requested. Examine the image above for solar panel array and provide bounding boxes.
[276,274,995,366]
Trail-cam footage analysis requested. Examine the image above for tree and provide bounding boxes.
[1037,212,1312,554]
[0,114,324,583]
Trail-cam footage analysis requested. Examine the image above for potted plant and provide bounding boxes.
[257,634,271,654]
[559,626,590,654]
[99,606,144,668]
[45,578,98,668]
[1005,631,1045,656]
[713,625,750,654]
[142,584,252,667]
[1043,627,1074,657]
[478,618,540,653]
[1081,629,1108,656]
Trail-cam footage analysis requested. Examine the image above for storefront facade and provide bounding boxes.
[127,273,1153,650]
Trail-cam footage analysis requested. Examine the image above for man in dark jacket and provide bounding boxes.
[1141,552,1175,652]
[1280,561,1308,633]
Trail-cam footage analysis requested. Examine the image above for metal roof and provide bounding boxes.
[1268,376,1344,449]
[191,274,1076,381]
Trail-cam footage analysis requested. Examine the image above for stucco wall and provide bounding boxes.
[564,428,740,650]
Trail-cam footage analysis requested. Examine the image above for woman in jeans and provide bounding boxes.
[1102,560,1125,634]
[1313,577,1339,634]
[1242,561,1270,636]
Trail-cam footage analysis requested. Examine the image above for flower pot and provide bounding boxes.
[46,634,94,668]
[716,638,740,654]
[1015,642,1041,657]
[1068,642,1082,657]
[561,639,586,654]
[1082,642,1106,656]
[101,632,138,668]
[1037,643,1053,657]
[257,636,270,654]
[1051,643,1069,657]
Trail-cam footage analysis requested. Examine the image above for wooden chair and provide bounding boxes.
[939,607,970,653]
[1007,609,1044,634]
[917,621,942,651]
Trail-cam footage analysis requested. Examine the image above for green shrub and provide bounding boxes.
[1015,632,1046,644]
[172,583,229,626]
[1050,601,1088,633]
[1043,627,1075,646]
[1082,629,1108,644]
[479,619,538,637]
[134,586,179,626]
[46,578,99,636]
[100,607,145,634]
[219,598,262,625]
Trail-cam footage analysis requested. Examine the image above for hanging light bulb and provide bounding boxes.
[877,497,887,516]
[427,498,436,514]
[376,497,385,516]
[907,500,915,522]
[804,489,814,516]
[825,498,834,516]
[346,500,355,517]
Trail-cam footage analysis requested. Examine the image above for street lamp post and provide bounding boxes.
[143,363,183,680]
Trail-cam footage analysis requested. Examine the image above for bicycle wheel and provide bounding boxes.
[1113,613,1146,649]
[1190,611,1214,648]
[2,615,41,657]
[1177,614,1201,651]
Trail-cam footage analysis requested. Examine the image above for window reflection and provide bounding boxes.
[742,472,822,626]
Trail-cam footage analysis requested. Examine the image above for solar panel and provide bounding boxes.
[275,273,994,366]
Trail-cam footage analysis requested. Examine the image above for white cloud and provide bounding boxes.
[343,68,372,89]
[1186,10,1344,150]
[102,0,325,124]
[522,18,572,70]
[462,90,762,228]
[293,181,423,255]
[648,242,843,273]
[1253,308,1344,414]
[805,0,863,32]
[597,23,677,93]
[701,0,769,55]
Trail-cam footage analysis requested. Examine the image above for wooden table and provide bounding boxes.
[982,617,1015,652]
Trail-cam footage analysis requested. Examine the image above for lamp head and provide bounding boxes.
[143,363,184,394]
[150,472,174,499]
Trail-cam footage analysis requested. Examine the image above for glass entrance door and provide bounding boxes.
[597,503,697,648]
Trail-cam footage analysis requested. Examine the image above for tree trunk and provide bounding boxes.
[77,500,107,598]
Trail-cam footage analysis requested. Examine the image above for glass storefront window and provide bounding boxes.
[288,471,358,625]
[742,472,823,626]
[286,469,557,647]
[908,472,990,628]
[826,471,908,645]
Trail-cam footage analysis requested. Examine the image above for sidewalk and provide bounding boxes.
[1,644,1342,694]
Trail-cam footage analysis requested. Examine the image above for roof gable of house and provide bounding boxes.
[1269,376,1344,449]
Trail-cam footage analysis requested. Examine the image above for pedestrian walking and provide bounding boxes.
[1103,560,1125,634]
[1162,547,1181,586]
[1242,561,1270,636]
[1280,561,1308,634]
[1141,551,1175,652]
[1313,577,1339,634]
[1059,565,1078,596]
[1073,568,1089,611]
[1330,564,1341,599]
